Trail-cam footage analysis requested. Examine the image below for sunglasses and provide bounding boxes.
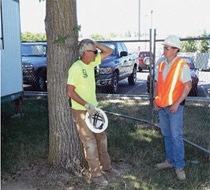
[164,47,177,51]
[87,49,98,54]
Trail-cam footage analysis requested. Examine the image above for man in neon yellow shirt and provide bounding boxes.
[67,39,120,187]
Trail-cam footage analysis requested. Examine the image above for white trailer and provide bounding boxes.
[1,0,23,103]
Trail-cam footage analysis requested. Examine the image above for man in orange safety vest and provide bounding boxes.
[153,35,192,180]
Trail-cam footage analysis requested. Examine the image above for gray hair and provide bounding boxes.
[78,39,96,58]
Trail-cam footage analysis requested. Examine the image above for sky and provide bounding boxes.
[20,0,210,39]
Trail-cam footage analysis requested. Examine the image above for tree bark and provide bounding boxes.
[45,0,84,174]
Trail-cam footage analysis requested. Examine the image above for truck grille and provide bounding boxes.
[95,66,100,76]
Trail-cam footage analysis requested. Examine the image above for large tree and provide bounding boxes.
[45,0,84,174]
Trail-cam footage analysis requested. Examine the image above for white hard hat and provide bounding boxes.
[85,108,108,133]
[162,35,181,49]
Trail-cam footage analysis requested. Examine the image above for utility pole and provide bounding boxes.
[138,0,141,40]
[151,10,153,30]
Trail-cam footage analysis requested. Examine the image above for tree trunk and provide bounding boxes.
[45,0,84,174]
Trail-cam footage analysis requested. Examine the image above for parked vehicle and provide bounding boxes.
[137,51,154,71]
[95,41,138,93]
[195,53,210,71]
[147,56,199,96]
[179,56,199,96]
[1,0,23,103]
[22,42,47,91]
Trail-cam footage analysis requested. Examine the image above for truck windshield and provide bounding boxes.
[100,43,116,55]
[139,52,150,57]
[22,45,47,57]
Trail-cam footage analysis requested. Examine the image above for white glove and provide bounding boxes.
[84,103,97,116]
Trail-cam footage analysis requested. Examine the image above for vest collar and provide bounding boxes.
[165,56,178,65]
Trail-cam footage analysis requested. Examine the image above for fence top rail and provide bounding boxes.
[96,39,151,43]
[97,94,210,102]
[23,92,210,103]
[155,36,210,42]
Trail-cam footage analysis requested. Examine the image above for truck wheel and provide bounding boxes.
[110,72,119,93]
[138,67,142,72]
[191,86,198,96]
[128,67,137,85]
[38,71,47,91]
[32,70,47,91]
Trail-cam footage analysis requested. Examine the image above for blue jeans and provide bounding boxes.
[158,105,185,169]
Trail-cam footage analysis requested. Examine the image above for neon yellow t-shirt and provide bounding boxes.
[67,54,101,110]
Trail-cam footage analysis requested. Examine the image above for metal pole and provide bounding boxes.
[149,29,153,123]
[151,29,156,122]
[150,10,153,30]
[138,0,141,40]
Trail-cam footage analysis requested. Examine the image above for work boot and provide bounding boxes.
[92,175,108,187]
[155,161,173,169]
[175,169,186,180]
[102,168,121,177]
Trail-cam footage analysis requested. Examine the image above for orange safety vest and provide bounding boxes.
[155,57,190,107]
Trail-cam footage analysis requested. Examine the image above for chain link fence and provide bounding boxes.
[22,34,210,153]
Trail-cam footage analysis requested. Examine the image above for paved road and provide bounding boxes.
[24,70,210,97]
[97,70,210,97]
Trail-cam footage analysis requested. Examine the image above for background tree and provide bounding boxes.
[90,34,110,40]
[109,32,118,39]
[21,32,46,41]
[125,30,132,38]
[45,0,85,174]
[181,37,198,52]
[199,30,210,53]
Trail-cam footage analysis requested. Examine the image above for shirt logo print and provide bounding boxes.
[82,69,88,78]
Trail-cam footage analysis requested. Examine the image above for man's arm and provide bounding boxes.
[67,84,98,115]
[67,84,86,106]
[96,43,112,61]
[169,81,192,113]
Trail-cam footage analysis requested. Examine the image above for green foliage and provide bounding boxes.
[73,25,81,32]
[181,31,210,53]
[181,37,198,52]
[109,32,118,38]
[90,34,110,41]
[199,30,210,53]
[125,30,132,37]
[53,35,67,44]
[21,32,46,42]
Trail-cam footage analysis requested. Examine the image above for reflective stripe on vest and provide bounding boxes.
[169,60,183,105]
[155,58,187,107]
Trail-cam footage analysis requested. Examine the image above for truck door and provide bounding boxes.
[117,42,128,79]
[120,42,133,75]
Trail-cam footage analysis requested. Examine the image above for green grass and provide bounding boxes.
[1,98,210,190]
[1,98,49,173]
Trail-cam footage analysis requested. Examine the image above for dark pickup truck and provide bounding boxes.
[22,42,47,91]
[95,41,138,93]
[22,41,138,93]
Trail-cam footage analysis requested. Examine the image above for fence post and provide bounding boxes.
[149,29,153,123]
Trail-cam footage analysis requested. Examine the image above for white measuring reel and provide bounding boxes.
[85,108,108,133]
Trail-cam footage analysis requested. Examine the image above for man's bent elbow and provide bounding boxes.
[185,81,192,95]
[188,81,192,91]
[66,85,72,97]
